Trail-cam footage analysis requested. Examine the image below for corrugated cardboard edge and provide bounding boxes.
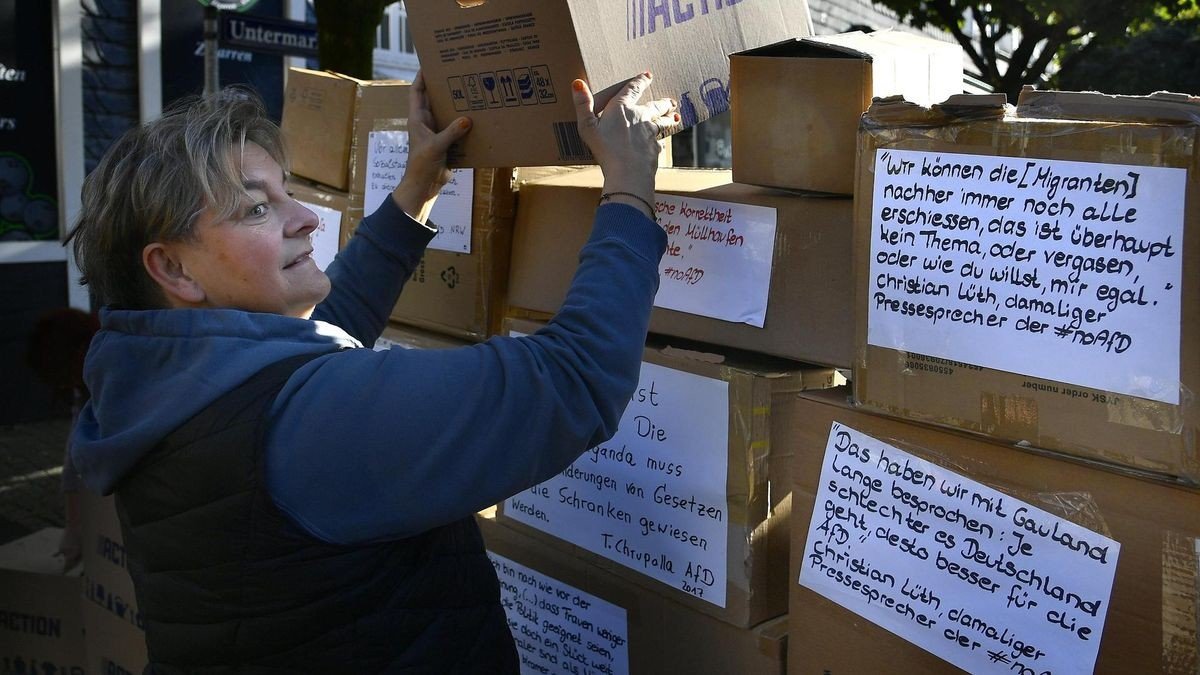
[1162,531,1200,673]
[1018,86,1200,125]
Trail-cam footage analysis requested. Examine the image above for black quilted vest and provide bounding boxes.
[114,353,519,674]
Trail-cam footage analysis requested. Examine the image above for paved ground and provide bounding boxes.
[0,416,71,543]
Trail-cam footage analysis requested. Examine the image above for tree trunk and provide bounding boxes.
[313,0,390,79]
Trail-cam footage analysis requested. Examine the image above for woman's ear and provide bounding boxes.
[143,242,206,307]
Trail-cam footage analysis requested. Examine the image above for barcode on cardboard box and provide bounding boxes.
[553,121,592,162]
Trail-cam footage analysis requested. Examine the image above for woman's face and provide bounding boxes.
[170,142,331,318]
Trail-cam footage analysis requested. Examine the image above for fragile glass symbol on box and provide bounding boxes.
[480,72,501,108]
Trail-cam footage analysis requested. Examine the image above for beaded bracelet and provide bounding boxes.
[598,191,657,223]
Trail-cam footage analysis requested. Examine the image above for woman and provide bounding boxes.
[68,70,677,671]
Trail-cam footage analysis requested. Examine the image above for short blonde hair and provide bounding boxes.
[71,87,287,309]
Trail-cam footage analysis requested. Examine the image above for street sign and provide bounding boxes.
[218,13,318,58]
[197,0,262,11]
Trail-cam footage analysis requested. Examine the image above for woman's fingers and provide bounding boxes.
[431,116,472,154]
[409,70,435,128]
[572,79,599,131]
[644,97,678,120]
[606,71,654,113]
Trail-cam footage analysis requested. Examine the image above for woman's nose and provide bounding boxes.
[288,199,320,237]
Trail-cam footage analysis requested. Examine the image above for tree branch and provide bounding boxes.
[930,0,990,76]
[973,6,1002,83]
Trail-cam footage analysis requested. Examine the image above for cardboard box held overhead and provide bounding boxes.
[508,167,856,367]
[780,388,1200,675]
[404,0,812,167]
[853,91,1200,483]
[497,318,843,628]
[731,30,963,195]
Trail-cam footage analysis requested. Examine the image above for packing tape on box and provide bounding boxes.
[1162,531,1200,672]
[980,387,1190,440]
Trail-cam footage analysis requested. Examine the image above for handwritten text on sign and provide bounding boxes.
[799,422,1119,675]
[487,552,630,675]
[365,129,474,254]
[505,362,730,607]
[295,200,341,272]
[868,149,1185,404]
[653,195,777,327]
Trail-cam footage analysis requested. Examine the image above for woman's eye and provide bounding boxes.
[247,203,269,218]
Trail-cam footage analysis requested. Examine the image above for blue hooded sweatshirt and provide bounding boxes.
[71,196,666,545]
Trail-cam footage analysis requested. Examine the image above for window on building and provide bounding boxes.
[375,2,414,54]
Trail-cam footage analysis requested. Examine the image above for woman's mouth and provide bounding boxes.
[284,250,312,269]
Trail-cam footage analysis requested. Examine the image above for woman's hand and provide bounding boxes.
[392,70,472,223]
[572,72,678,220]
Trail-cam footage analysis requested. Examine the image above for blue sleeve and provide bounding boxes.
[265,203,666,545]
[311,195,435,346]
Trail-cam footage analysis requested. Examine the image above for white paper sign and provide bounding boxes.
[799,422,1120,675]
[505,362,730,607]
[653,194,777,327]
[488,552,630,675]
[868,148,1186,404]
[295,200,341,272]
[365,129,474,254]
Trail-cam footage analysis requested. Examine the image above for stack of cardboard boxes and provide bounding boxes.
[400,15,1197,674]
[389,3,864,673]
[366,5,1120,669]
[780,87,1200,672]
[62,2,1198,672]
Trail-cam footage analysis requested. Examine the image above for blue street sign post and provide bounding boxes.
[197,0,264,94]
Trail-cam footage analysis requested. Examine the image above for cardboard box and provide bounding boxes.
[282,68,356,190]
[780,387,1200,674]
[281,68,409,192]
[478,511,788,675]
[0,528,86,672]
[508,167,856,367]
[80,491,148,673]
[497,318,842,628]
[288,177,352,269]
[82,602,149,675]
[374,323,473,351]
[853,92,1200,483]
[345,82,410,199]
[343,167,517,341]
[404,0,812,167]
[730,30,962,195]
